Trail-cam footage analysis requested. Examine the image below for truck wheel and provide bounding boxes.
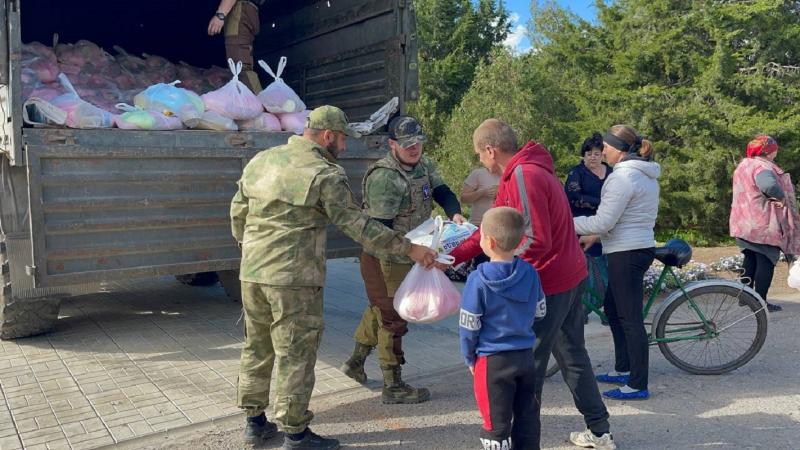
[217,270,241,302]
[0,242,61,339]
[175,272,220,286]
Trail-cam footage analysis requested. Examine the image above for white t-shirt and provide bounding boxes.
[463,168,500,226]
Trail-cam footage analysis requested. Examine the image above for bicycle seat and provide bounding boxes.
[654,239,692,267]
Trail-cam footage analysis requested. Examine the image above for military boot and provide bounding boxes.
[339,342,372,383]
[381,365,431,404]
[243,413,278,445]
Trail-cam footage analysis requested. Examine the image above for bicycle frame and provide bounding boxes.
[581,265,717,344]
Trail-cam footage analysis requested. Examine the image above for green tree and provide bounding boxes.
[410,0,510,147]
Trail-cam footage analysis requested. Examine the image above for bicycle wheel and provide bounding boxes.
[654,283,768,375]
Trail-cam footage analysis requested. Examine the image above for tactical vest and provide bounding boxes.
[362,154,434,261]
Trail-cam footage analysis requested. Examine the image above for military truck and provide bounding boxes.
[0,0,419,338]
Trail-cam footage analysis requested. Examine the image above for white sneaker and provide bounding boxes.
[569,429,617,450]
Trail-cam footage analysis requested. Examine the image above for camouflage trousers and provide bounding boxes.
[354,252,412,367]
[237,282,323,434]
[224,1,262,92]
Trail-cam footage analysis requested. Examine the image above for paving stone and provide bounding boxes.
[0,435,23,450]
[20,426,65,446]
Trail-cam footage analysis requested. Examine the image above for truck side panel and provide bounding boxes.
[23,129,386,288]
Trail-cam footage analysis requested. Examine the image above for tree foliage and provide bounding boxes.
[410,0,510,147]
[430,0,800,241]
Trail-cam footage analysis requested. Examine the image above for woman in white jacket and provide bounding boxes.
[573,125,661,401]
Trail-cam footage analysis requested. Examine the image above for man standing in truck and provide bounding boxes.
[339,116,466,404]
[208,0,263,92]
[230,106,436,449]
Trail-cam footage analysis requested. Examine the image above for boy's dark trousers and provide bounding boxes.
[474,349,540,450]
[532,280,611,444]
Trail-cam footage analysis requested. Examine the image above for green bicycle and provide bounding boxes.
[546,240,769,377]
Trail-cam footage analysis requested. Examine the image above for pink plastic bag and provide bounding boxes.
[237,112,282,131]
[277,110,310,134]
[257,57,306,113]
[114,103,183,130]
[393,218,461,323]
[201,59,263,120]
[50,74,114,129]
[393,264,461,323]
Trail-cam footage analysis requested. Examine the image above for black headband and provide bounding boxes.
[603,132,642,154]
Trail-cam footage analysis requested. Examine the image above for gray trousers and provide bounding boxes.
[532,280,611,441]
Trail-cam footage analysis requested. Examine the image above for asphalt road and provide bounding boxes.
[123,295,800,450]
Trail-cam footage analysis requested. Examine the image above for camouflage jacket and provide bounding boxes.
[231,136,412,286]
[362,153,445,263]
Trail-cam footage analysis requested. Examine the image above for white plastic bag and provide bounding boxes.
[195,111,238,131]
[114,103,183,130]
[201,59,263,120]
[787,260,800,290]
[237,112,282,131]
[49,74,114,129]
[257,57,306,113]
[405,215,477,254]
[278,110,310,134]
[394,217,461,323]
[133,80,205,127]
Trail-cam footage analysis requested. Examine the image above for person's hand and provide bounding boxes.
[485,186,498,199]
[452,213,468,225]
[408,244,436,268]
[208,16,225,35]
[579,235,600,251]
[469,365,475,376]
[433,260,451,271]
[768,197,786,208]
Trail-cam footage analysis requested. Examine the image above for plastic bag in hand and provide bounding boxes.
[201,59,263,120]
[394,216,461,323]
[237,112,282,132]
[114,103,183,130]
[405,216,477,254]
[278,110,310,134]
[394,263,461,323]
[788,260,800,290]
[257,57,306,113]
[195,111,238,131]
[134,81,205,127]
[50,74,114,129]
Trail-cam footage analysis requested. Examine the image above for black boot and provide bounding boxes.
[282,428,340,450]
[243,413,278,445]
[339,342,372,383]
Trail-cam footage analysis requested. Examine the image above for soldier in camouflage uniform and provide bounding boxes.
[340,116,466,404]
[231,106,436,450]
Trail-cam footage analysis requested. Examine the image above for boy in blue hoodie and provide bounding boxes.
[460,207,546,450]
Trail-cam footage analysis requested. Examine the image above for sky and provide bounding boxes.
[503,0,599,53]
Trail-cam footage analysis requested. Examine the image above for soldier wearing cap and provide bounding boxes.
[231,106,437,449]
[340,116,466,404]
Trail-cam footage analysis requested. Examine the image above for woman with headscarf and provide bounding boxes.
[729,135,800,312]
[573,125,660,401]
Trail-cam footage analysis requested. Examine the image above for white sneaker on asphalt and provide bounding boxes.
[569,429,617,450]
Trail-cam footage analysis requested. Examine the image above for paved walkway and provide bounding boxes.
[0,259,474,450]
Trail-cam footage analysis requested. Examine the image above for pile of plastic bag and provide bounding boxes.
[19,38,330,134]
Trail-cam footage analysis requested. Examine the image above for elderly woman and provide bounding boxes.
[573,125,660,401]
[565,133,612,322]
[730,135,800,312]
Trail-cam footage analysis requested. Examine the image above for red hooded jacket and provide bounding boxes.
[450,141,587,295]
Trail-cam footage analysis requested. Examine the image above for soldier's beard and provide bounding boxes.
[327,142,344,159]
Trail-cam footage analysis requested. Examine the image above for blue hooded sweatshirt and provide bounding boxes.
[459,257,546,367]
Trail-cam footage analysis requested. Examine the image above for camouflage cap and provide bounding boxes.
[305,105,362,138]
[388,116,427,148]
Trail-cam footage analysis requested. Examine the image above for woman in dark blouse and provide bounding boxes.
[565,133,612,321]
